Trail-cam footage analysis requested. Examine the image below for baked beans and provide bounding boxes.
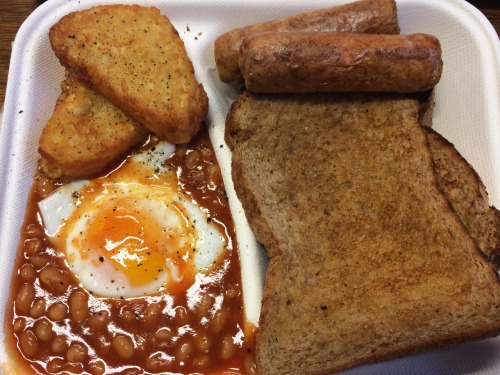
[47,302,68,321]
[7,127,256,374]
[24,238,42,256]
[142,302,162,327]
[15,283,35,315]
[40,266,70,294]
[46,357,64,373]
[112,335,135,359]
[19,329,38,357]
[51,336,68,354]
[88,310,110,331]
[34,319,53,342]
[69,290,89,322]
[66,343,88,363]
[19,263,36,283]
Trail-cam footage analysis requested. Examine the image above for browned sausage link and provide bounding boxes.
[239,32,443,94]
[214,0,399,83]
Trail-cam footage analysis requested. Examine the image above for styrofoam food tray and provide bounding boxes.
[1,0,499,373]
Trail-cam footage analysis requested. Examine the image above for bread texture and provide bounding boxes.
[39,72,149,180]
[427,127,500,266]
[49,5,208,144]
[226,92,500,375]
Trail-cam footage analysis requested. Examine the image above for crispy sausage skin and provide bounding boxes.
[239,32,443,94]
[214,0,400,84]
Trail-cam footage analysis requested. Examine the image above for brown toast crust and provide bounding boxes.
[426,127,500,266]
[49,5,208,144]
[226,92,500,375]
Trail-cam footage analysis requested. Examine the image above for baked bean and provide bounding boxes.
[88,310,110,331]
[199,144,212,158]
[15,283,35,315]
[52,336,68,354]
[112,335,135,359]
[19,329,38,357]
[225,284,239,299]
[174,306,189,326]
[46,357,65,373]
[207,164,222,187]
[185,150,200,169]
[66,343,88,363]
[20,263,37,283]
[176,340,194,363]
[193,333,211,353]
[146,352,172,371]
[30,298,46,318]
[48,302,68,321]
[13,317,26,333]
[244,352,258,375]
[193,354,210,367]
[61,362,83,374]
[220,334,236,360]
[154,327,173,341]
[211,308,229,333]
[142,302,162,327]
[120,308,136,324]
[96,334,111,355]
[25,223,43,238]
[196,293,214,319]
[34,319,53,342]
[69,290,89,322]
[88,360,106,375]
[30,252,50,269]
[40,266,70,294]
[24,238,43,256]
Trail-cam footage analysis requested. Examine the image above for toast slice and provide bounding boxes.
[39,72,149,180]
[426,127,500,266]
[225,92,500,375]
[49,5,208,144]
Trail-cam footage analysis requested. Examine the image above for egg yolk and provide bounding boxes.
[79,197,193,287]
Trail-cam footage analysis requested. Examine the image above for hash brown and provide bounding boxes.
[49,5,208,144]
[38,72,149,180]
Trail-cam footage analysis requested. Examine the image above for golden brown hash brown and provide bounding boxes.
[38,72,149,180]
[49,5,208,144]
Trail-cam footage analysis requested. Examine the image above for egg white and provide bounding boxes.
[38,141,227,299]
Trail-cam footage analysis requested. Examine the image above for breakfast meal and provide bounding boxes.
[4,4,255,375]
[49,5,208,144]
[238,32,443,93]
[214,0,400,83]
[3,0,500,375]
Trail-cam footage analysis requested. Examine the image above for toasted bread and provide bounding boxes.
[49,5,208,144]
[427,127,500,266]
[38,72,149,180]
[225,92,500,375]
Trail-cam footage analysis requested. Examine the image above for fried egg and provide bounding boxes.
[38,142,227,299]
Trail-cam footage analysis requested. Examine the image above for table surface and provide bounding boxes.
[0,0,499,106]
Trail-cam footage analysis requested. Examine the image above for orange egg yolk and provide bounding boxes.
[80,197,192,286]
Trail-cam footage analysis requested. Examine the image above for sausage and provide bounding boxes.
[238,32,443,93]
[214,0,400,84]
